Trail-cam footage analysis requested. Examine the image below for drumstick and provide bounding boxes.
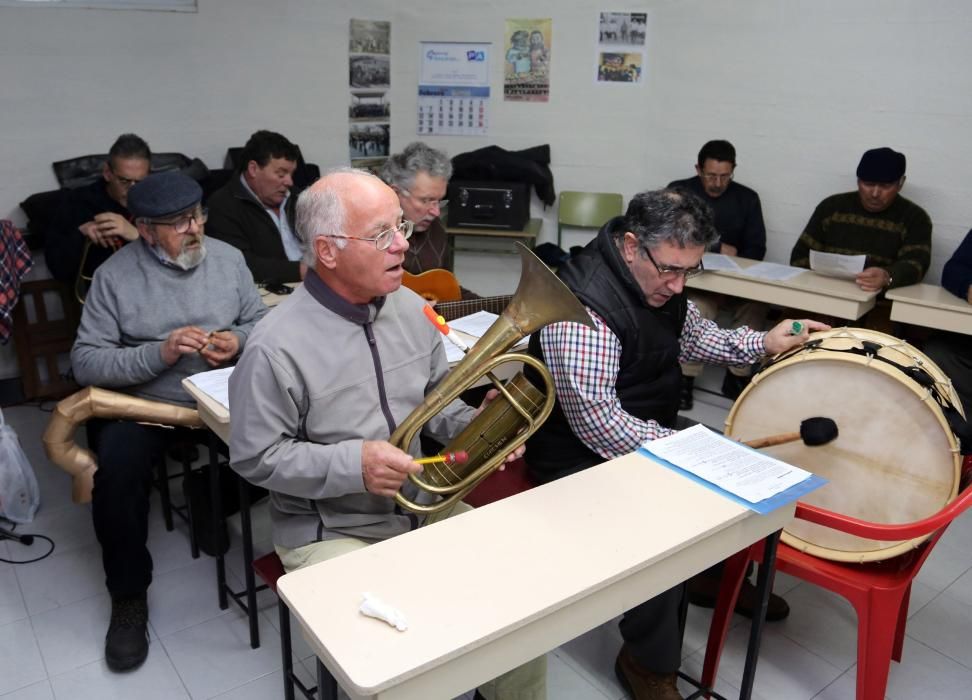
[743,417,838,449]
[414,451,468,465]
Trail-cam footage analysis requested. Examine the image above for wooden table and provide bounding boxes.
[278,452,794,700]
[886,283,972,335]
[445,218,542,267]
[687,257,878,320]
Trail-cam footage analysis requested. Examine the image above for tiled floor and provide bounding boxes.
[2,365,971,700]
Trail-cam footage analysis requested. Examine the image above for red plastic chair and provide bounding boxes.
[701,454,972,700]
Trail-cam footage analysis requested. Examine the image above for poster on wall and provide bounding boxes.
[349,19,391,171]
[596,11,646,84]
[418,42,490,136]
[503,18,551,102]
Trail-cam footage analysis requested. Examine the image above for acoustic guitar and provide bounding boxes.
[402,269,513,322]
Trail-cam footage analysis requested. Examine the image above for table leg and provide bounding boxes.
[737,530,780,700]
[208,432,228,610]
[317,659,338,700]
[239,478,260,648]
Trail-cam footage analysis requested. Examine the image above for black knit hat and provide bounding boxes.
[856,148,906,183]
[127,171,202,219]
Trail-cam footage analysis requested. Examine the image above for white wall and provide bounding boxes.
[1,0,970,375]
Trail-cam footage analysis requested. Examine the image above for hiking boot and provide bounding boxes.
[687,571,790,622]
[615,645,684,700]
[679,375,694,411]
[106,593,149,671]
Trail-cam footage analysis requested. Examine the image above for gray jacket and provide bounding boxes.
[71,237,267,406]
[228,270,475,549]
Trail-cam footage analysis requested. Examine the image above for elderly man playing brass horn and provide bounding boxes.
[70,171,266,672]
[524,189,830,700]
[228,168,545,700]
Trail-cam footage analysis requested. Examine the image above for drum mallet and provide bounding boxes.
[743,417,838,449]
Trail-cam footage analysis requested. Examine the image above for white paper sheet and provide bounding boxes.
[441,335,466,363]
[809,250,867,280]
[185,367,234,410]
[736,261,805,282]
[702,253,742,272]
[642,424,811,503]
[448,311,499,338]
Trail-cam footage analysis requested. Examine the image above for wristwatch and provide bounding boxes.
[885,271,893,289]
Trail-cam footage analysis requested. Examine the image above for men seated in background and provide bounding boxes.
[71,172,266,672]
[791,146,932,292]
[525,189,828,700]
[923,230,972,417]
[45,133,151,291]
[380,141,477,299]
[207,129,306,284]
[668,139,767,408]
[227,168,545,699]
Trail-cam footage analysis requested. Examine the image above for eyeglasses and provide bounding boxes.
[150,207,208,235]
[700,172,733,184]
[400,189,448,209]
[109,166,145,189]
[326,220,414,250]
[643,246,704,279]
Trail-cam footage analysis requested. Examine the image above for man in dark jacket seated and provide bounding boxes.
[525,189,829,700]
[45,134,151,292]
[206,130,307,284]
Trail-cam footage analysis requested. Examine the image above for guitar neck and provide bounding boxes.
[436,295,513,322]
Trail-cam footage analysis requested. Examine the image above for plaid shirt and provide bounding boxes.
[0,220,33,343]
[539,300,765,460]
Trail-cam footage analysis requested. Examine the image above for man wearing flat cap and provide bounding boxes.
[71,171,266,672]
[790,147,932,291]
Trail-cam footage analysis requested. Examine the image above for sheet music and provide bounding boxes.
[736,261,805,282]
[642,424,811,503]
[441,336,466,363]
[809,250,866,280]
[449,311,498,338]
[185,366,234,410]
[702,253,742,272]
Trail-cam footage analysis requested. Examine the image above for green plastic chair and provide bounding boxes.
[557,191,624,249]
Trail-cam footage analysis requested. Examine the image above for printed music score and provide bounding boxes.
[441,311,528,363]
[641,425,821,509]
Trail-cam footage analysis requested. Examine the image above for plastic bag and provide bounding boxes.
[0,408,40,523]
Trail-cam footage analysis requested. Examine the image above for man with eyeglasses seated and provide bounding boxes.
[524,189,828,700]
[45,133,151,289]
[71,171,266,673]
[207,129,307,285]
[380,141,478,299]
[668,139,767,410]
[228,168,545,700]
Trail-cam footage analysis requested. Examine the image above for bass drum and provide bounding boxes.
[725,328,964,562]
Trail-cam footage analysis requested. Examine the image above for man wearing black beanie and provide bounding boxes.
[790,146,932,292]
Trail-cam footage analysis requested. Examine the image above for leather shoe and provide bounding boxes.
[615,646,684,700]
[720,370,751,401]
[679,375,694,411]
[687,572,789,622]
[106,593,149,671]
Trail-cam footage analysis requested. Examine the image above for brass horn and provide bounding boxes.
[393,243,595,514]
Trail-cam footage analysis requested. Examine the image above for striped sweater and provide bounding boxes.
[790,191,932,288]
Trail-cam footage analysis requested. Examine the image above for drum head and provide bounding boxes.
[725,329,961,562]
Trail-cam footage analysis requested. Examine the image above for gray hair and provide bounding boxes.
[618,189,719,252]
[379,141,452,190]
[295,167,381,264]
